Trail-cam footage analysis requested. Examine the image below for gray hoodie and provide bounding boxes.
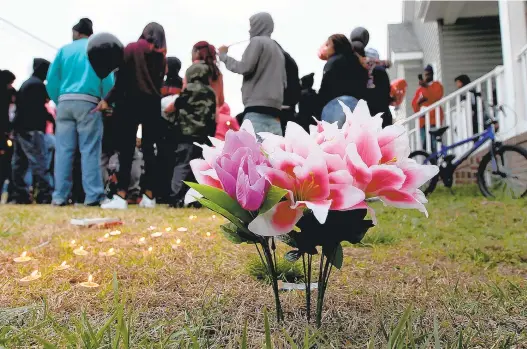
[220,12,286,111]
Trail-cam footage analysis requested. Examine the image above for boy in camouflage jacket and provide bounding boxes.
[169,62,216,207]
[175,62,217,142]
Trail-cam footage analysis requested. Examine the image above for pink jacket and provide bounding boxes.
[45,102,56,134]
[215,103,239,140]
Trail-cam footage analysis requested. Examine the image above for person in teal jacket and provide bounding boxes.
[46,18,114,206]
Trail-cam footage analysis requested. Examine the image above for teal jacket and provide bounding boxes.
[46,38,115,104]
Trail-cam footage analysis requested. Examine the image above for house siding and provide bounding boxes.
[412,19,442,81]
[395,62,423,121]
[441,17,503,95]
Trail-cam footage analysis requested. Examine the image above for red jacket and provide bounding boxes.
[411,81,444,128]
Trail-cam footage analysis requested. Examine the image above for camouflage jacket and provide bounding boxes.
[176,62,216,142]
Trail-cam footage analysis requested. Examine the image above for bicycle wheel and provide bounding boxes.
[477,144,527,198]
[409,150,439,195]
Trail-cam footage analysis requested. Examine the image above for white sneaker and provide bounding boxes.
[184,188,202,207]
[101,195,128,210]
[139,194,156,208]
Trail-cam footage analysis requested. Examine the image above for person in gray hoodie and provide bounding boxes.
[218,12,286,136]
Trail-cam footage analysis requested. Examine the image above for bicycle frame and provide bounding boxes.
[424,124,497,171]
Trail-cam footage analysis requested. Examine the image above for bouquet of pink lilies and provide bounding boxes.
[187,100,438,325]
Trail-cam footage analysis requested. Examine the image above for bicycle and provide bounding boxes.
[409,105,527,198]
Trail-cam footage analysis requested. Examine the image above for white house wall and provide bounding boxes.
[412,20,442,81]
[441,17,503,95]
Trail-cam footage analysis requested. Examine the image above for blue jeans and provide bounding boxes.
[53,100,104,205]
[11,131,53,203]
[25,134,55,188]
[44,134,55,173]
[244,112,283,139]
[321,96,359,128]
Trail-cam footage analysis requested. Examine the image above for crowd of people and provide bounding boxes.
[0,13,397,209]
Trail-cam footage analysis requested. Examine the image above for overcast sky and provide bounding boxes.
[1,0,402,115]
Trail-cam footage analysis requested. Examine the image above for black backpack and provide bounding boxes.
[275,42,301,108]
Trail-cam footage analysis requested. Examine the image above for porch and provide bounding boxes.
[399,0,527,159]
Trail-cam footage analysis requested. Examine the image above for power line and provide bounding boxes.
[0,16,58,51]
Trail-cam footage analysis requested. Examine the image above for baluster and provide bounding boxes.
[445,100,452,152]
[495,70,505,129]
[405,121,412,152]
[465,92,472,152]
[455,94,462,157]
[522,56,527,118]
[476,83,484,134]
[415,118,421,151]
[425,111,431,153]
[435,106,441,149]
[486,78,495,121]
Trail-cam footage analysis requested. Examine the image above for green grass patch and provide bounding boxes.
[245,255,304,283]
[1,186,527,347]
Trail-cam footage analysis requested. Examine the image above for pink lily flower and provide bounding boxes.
[249,125,364,237]
[190,120,271,211]
[190,136,224,189]
[310,99,437,218]
[344,123,438,216]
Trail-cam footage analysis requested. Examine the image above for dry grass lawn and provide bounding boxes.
[1,186,527,347]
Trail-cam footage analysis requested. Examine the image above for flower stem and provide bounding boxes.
[262,239,283,322]
[302,254,312,322]
[308,254,313,322]
[271,237,278,272]
[316,252,325,327]
[316,246,338,327]
[254,244,270,277]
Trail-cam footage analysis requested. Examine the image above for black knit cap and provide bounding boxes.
[73,18,93,36]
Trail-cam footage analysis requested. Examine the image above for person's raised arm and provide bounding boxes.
[216,73,225,107]
[45,49,63,104]
[219,40,263,75]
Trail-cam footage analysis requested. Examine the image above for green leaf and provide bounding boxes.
[240,320,248,349]
[112,272,119,307]
[457,329,463,349]
[278,234,297,248]
[185,327,200,349]
[197,197,252,235]
[263,308,273,349]
[433,316,440,349]
[387,305,412,347]
[220,223,244,244]
[220,223,256,244]
[285,250,302,263]
[25,333,58,349]
[185,182,253,223]
[322,244,343,269]
[260,185,288,214]
[283,329,299,349]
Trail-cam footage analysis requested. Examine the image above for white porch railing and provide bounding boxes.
[398,66,506,158]
[517,44,527,127]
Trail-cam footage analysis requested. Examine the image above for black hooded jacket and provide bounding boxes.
[366,66,393,128]
[297,73,318,131]
[317,53,368,114]
[366,66,391,114]
[13,58,54,132]
[165,57,182,89]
